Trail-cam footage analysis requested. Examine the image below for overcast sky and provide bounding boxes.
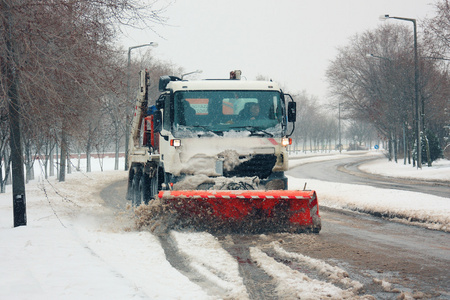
[120,0,436,102]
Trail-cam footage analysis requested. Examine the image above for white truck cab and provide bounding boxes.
[127,71,297,204]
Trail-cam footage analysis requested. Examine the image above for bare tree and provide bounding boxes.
[0,102,11,193]
[423,0,450,60]
[0,0,166,226]
[422,0,450,159]
[327,23,448,163]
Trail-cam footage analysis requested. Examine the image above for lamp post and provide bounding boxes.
[181,69,203,80]
[366,53,391,62]
[338,101,342,154]
[380,15,421,168]
[124,42,158,171]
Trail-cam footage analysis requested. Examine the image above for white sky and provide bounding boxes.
[120,0,435,101]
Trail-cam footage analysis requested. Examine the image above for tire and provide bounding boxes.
[140,175,151,205]
[126,170,134,201]
[149,169,159,200]
[132,169,142,206]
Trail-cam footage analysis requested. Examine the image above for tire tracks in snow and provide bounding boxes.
[157,233,228,299]
[158,230,369,299]
[219,235,278,300]
[157,231,250,299]
[220,233,369,299]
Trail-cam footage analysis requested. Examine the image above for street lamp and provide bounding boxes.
[125,42,158,171]
[380,14,421,168]
[366,53,391,62]
[181,69,203,80]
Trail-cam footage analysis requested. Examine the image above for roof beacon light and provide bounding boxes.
[230,70,242,80]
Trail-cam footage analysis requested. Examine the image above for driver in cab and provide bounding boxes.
[249,103,260,120]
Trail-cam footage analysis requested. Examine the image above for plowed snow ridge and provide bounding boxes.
[249,247,357,299]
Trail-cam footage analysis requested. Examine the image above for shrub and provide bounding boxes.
[422,130,442,164]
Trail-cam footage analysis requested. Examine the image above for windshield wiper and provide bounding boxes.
[229,126,273,137]
[190,125,223,136]
[250,128,273,137]
[189,125,207,130]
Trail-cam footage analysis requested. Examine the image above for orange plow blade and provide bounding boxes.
[158,190,321,233]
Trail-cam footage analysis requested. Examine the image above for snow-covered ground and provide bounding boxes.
[289,151,450,231]
[1,152,449,299]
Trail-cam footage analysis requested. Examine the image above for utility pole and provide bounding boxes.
[3,0,27,226]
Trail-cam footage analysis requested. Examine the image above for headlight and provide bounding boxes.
[170,139,181,147]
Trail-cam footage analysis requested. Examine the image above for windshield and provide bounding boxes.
[173,90,285,136]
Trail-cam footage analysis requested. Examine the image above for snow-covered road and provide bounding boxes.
[1,153,449,299]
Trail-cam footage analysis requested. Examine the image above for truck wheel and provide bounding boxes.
[126,170,134,201]
[132,170,142,206]
[149,170,159,200]
[140,175,151,205]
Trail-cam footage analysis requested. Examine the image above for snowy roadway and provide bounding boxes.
[1,152,449,299]
[288,153,449,198]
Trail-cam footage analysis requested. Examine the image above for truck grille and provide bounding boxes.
[223,154,277,179]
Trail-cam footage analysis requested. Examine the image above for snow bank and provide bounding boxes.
[288,151,450,231]
[0,171,210,299]
[289,176,450,231]
[360,157,450,181]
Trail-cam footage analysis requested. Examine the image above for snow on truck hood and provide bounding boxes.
[179,136,279,158]
[170,136,282,177]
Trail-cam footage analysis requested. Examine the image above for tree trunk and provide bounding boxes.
[407,139,411,165]
[394,137,398,163]
[50,144,55,177]
[0,164,3,193]
[77,149,81,171]
[114,137,119,170]
[24,141,34,183]
[43,141,54,179]
[388,138,393,161]
[86,134,92,172]
[424,133,432,167]
[0,149,11,193]
[7,63,27,225]
[3,0,27,226]
[67,152,71,174]
[59,128,67,182]
[0,157,11,193]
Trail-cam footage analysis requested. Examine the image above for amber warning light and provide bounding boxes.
[282,138,292,147]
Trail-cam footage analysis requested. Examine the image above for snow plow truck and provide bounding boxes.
[126,70,321,233]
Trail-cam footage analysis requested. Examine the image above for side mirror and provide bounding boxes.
[159,76,171,92]
[156,95,164,110]
[153,110,162,132]
[159,75,181,92]
[287,101,296,123]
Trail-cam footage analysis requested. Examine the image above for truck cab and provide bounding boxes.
[127,71,297,205]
